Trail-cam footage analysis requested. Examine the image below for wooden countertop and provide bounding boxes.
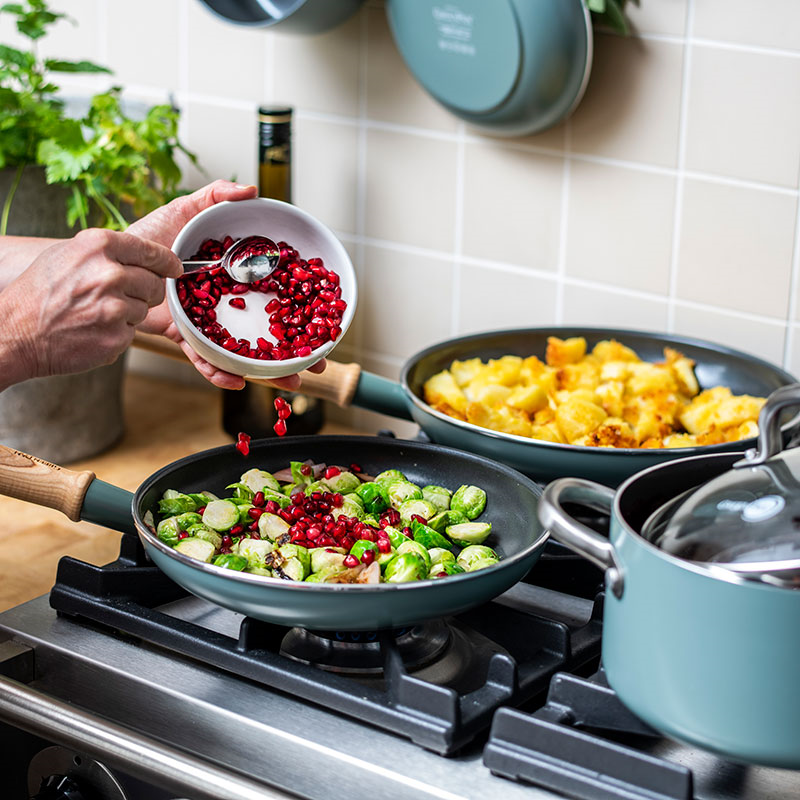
[0,374,356,613]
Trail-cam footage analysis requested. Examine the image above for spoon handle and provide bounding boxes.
[181,259,222,275]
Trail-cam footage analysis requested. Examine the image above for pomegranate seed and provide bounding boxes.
[343,555,359,568]
[361,549,376,565]
[235,431,251,456]
[377,539,392,554]
[253,491,265,507]
[248,507,264,520]
[300,464,312,476]
[177,531,189,540]
[350,463,362,474]
[274,419,287,436]
[324,466,341,479]
[230,524,244,536]
[227,296,246,310]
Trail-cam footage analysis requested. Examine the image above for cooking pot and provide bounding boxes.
[298,327,797,486]
[537,386,800,768]
[197,0,364,34]
[385,0,592,136]
[0,436,547,631]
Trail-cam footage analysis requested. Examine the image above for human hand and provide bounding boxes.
[2,229,181,388]
[131,180,328,391]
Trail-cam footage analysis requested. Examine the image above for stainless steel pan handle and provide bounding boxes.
[538,477,624,598]
[0,672,293,800]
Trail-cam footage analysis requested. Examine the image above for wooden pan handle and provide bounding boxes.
[0,445,95,522]
[131,332,362,407]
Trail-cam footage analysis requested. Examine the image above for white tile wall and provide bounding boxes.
[21,0,800,432]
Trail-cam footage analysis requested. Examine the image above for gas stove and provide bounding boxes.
[0,530,798,799]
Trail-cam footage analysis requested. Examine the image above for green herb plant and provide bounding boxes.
[586,0,639,36]
[0,0,195,235]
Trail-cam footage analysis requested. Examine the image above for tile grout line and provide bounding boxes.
[666,0,695,333]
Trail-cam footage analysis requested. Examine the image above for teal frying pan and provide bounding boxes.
[0,437,547,631]
[299,327,797,487]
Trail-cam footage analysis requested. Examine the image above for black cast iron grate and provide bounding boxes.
[49,535,602,755]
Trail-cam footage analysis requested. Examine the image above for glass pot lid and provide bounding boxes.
[643,384,800,588]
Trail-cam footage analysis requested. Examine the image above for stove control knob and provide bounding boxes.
[32,774,88,800]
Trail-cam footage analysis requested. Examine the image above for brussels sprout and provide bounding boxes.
[174,537,215,563]
[427,509,468,533]
[176,512,203,529]
[457,544,499,571]
[377,549,397,571]
[304,479,328,496]
[422,485,452,512]
[464,557,499,572]
[398,498,437,525]
[278,543,310,576]
[361,516,381,529]
[156,516,181,547]
[450,485,487,520]
[382,525,410,550]
[276,555,307,581]
[304,573,323,583]
[261,488,291,509]
[282,483,297,496]
[237,504,256,526]
[213,553,248,571]
[428,562,466,579]
[355,482,389,515]
[246,566,273,577]
[191,527,223,549]
[290,461,315,488]
[332,494,364,521]
[225,482,255,502]
[410,519,455,552]
[258,512,290,541]
[350,540,379,560]
[446,522,492,545]
[428,547,456,567]
[236,538,275,570]
[383,552,427,583]
[373,469,406,488]
[187,493,212,508]
[322,470,362,494]
[158,492,197,516]
[309,547,347,574]
[396,539,432,572]
[386,481,423,508]
[240,468,281,494]
[202,500,241,531]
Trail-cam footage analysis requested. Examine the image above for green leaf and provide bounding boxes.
[586,0,605,11]
[37,137,94,182]
[0,43,33,68]
[44,58,112,74]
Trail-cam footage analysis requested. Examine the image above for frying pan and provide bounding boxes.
[299,327,797,487]
[0,436,547,631]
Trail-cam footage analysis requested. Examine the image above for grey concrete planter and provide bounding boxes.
[0,166,126,464]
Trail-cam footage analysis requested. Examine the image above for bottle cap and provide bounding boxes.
[258,106,293,123]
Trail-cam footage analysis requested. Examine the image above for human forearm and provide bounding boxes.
[0,236,59,290]
[0,288,35,392]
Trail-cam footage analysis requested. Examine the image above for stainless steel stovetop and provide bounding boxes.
[1,586,800,800]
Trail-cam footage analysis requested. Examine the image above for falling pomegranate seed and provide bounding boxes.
[235,431,251,457]
[273,418,287,437]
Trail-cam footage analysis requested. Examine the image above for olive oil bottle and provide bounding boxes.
[221,106,325,439]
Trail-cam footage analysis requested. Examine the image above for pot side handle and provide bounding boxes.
[0,444,95,522]
[539,477,624,598]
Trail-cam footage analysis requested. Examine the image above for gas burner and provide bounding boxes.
[280,621,451,674]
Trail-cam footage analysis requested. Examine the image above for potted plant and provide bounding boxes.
[0,0,194,462]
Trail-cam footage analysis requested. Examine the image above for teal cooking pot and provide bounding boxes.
[386,0,592,136]
[538,386,800,768]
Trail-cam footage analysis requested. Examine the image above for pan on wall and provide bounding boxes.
[197,0,365,34]
[385,0,593,136]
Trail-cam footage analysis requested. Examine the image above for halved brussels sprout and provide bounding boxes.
[383,552,427,583]
[278,543,311,575]
[158,492,197,517]
[446,521,492,545]
[422,485,452,512]
[463,557,499,572]
[450,485,487,520]
[457,544,499,571]
[156,516,182,547]
[225,482,255,502]
[310,547,347,573]
[332,494,365,521]
[276,556,307,581]
[191,527,223,549]
[382,525,409,550]
[398,498,437,525]
[355,482,389,515]
[322,470,362,494]
[396,539,432,572]
[213,553,248,571]
[410,519,455,552]
[236,538,275,570]
[427,509,468,533]
[240,468,281,494]
[373,469,406,488]
[174,537,215,563]
[387,481,423,508]
[202,500,241,531]
[428,547,456,567]
[428,562,466,578]
[258,512,290,541]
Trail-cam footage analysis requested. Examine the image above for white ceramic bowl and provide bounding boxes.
[167,198,357,379]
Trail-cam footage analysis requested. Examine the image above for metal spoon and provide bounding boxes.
[181,235,281,283]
